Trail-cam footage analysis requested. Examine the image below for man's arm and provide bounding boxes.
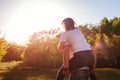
[57,42,65,53]
[63,45,70,76]
[63,45,70,69]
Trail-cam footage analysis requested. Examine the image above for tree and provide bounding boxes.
[2,43,23,62]
[100,17,112,36]
[111,17,120,35]
[24,29,62,68]
[0,37,8,62]
[78,24,91,38]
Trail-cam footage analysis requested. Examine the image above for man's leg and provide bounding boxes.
[90,71,96,80]
[70,69,89,80]
[56,65,65,80]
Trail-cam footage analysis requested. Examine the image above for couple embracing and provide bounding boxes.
[56,18,96,80]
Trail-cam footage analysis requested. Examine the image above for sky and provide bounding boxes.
[0,0,120,44]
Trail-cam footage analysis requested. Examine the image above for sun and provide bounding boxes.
[5,0,68,44]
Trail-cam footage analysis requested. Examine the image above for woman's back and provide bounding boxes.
[62,28,91,53]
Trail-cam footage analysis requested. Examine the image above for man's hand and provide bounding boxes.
[89,69,95,74]
[63,69,70,76]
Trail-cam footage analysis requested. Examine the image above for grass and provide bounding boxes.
[0,68,57,80]
[95,68,120,80]
[0,61,120,80]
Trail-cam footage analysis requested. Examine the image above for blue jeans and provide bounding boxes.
[56,65,65,80]
[70,69,89,80]
[56,65,96,80]
[56,50,96,80]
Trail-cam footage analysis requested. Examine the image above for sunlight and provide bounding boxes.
[94,41,103,49]
[5,0,68,44]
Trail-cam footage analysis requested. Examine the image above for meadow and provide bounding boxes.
[0,61,120,80]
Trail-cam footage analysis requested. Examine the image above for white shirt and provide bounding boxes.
[59,28,91,53]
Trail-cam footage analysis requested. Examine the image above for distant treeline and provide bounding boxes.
[0,17,120,68]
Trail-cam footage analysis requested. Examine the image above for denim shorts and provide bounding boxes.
[69,50,94,72]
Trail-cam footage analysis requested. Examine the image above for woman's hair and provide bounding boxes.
[62,18,76,31]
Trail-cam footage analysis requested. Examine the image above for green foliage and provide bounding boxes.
[78,24,92,38]
[0,37,8,62]
[111,17,120,35]
[95,34,120,68]
[78,21,120,68]
[108,35,120,67]
[24,29,62,68]
[94,17,120,68]
[100,17,112,36]
[100,17,120,36]
[2,43,23,62]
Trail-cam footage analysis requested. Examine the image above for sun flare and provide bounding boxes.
[5,1,68,44]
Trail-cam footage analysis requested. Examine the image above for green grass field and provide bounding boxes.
[0,62,120,80]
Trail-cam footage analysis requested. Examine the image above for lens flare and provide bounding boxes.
[94,41,103,49]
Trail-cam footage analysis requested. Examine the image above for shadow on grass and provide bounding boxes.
[0,62,58,80]
[95,68,120,80]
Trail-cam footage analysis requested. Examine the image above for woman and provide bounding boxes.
[56,18,96,80]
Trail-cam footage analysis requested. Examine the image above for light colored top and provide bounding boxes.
[59,28,91,53]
